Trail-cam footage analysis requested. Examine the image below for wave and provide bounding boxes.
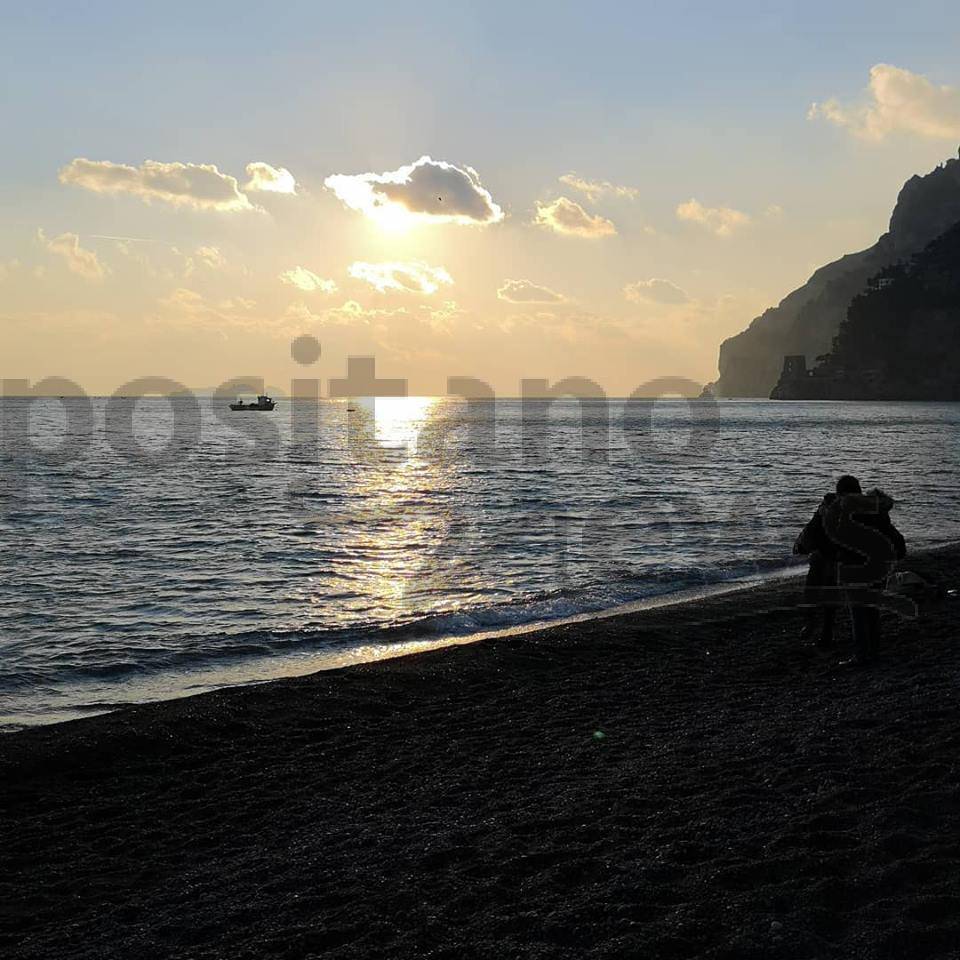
[0,553,806,693]
[12,537,960,729]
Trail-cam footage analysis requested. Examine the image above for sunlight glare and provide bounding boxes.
[371,396,438,453]
[370,203,418,234]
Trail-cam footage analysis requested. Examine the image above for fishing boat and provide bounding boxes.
[229,394,276,411]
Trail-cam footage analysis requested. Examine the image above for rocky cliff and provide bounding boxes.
[712,149,960,397]
[771,219,960,400]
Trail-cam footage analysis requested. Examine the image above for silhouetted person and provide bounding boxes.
[794,491,839,649]
[830,480,907,664]
[795,475,907,664]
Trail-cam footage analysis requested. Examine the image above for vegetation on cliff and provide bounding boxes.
[714,149,960,397]
[779,220,960,400]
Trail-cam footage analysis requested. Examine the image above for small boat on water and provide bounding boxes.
[229,394,276,411]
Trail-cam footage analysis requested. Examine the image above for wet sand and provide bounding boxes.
[2,548,960,959]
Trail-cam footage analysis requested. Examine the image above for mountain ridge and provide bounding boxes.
[771,218,960,400]
[711,149,960,397]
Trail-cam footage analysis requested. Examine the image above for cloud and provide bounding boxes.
[534,197,617,238]
[285,298,401,329]
[0,258,21,282]
[497,278,566,303]
[558,173,638,202]
[244,162,297,194]
[284,298,463,345]
[180,244,228,279]
[41,230,106,281]
[59,158,254,211]
[156,287,264,328]
[808,64,960,141]
[324,155,503,226]
[191,245,226,270]
[286,300,359,328]
[623,278,690,305]
[280,266,338,293]
[348,261,453,294]
[421,299,466,334]
[675,199,750,237]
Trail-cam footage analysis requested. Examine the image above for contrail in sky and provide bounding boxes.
[88,234,162,244]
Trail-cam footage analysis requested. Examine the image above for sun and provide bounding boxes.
[369,202,419,234]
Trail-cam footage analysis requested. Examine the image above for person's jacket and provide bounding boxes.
[794,493,837,558]
[794,490,907,566]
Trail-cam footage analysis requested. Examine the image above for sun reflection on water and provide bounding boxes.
[334,396,457,618]
[369,395,438,454]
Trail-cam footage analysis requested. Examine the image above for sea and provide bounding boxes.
[2,396,958,729]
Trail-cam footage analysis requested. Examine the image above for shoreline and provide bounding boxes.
[12,532,960,733]
[16,535,960,732]
[0,557,811,733]
[3,546,959,958]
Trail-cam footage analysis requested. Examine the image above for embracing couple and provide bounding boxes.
[794,474,907,666]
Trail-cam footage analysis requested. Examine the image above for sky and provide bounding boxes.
[2,0,960,397]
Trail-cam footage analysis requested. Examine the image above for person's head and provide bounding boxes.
[866,487,894,512]
[835,474,862,496]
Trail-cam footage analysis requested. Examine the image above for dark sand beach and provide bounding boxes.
[2,549,960,960]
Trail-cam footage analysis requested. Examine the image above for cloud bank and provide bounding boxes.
[280,266,338,293]
[623,278,690,305]
[808,64,960,141]
[497,279,566,303]
[675,199,750,237]
[244,162,297,194]
[348,261,453,295]
[41,231,105,281]
[0,259,21,282]
[59,158,254,211]
[325,156,503,226]
[534,197,617,238]
[157,288,263,329]
[195,245,226,268]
